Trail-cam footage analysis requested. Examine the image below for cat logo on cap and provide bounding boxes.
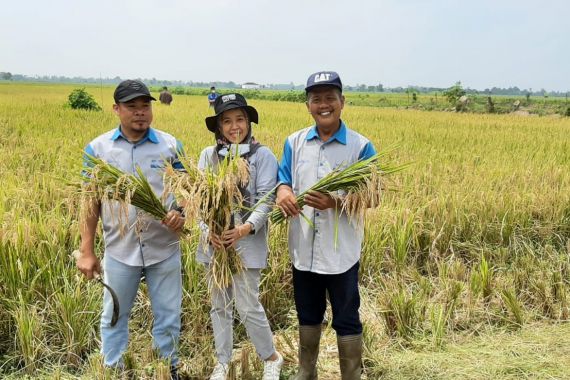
[314,73,331,83]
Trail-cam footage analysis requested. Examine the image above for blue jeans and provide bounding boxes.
[101,252,182,367]
[292,261,362,336]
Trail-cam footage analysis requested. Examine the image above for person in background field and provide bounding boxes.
[197,93,283,380]
[276,71,377,380]
[76,79,185,380]
[159,86,173,105]
[208,86,218,108]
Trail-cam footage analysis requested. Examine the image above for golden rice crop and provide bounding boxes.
[78,154,173,233]
[269,149,409,225]
[79,152,249,289]
[1,83,570,379]
[165,153,250,289]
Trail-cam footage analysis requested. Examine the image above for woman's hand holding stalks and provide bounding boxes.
[223,223,252,247]
[209,232,225,250]
[209,223,252,249]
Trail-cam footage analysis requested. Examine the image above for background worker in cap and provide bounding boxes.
[276,71,376,380]
[198,93,283,380]
[208,86,218,108]
[76,79,186,379]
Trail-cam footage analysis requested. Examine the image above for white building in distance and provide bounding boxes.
[241,82,261,89]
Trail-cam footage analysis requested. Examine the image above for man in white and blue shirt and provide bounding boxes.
[276,71,376,380]
[76,80,185,379]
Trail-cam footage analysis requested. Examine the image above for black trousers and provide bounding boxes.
[292,261,362,336]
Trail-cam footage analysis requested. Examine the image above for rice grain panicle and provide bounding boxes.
[77,154,176,237]
[269,148,408,226]
[164,149,250,289]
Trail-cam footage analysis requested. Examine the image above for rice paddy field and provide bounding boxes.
[1,83,570,379]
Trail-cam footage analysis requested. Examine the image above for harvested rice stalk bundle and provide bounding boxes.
[79,154,187,235]
[165,153,250,289]
[269,150,407,225]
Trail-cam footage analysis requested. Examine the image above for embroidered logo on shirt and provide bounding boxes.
[150,159,164,169]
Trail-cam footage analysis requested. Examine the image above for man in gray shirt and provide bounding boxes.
[277,71,376,380]
[76,80,185,379]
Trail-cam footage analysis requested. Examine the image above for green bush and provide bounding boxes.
[443,82,466,105]
[67,88,101,111]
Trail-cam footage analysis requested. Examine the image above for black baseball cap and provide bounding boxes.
[205,93,259,132]
[305,71,343,93]
[114,80,156,103]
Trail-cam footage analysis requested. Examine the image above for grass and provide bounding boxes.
[0,83,569,379]
[368,322,570,379]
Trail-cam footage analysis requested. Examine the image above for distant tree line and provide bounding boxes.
[0,72,568,97]
[0,72,242,90]
[346,83,569,98]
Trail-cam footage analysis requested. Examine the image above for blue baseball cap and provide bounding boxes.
[305,71,343,93]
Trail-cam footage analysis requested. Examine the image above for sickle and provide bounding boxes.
[94,272,120,327]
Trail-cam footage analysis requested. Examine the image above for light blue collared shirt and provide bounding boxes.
[278,121,377,274]
[84,126,184,267]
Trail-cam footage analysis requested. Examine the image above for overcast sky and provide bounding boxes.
[1,0,568,91]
